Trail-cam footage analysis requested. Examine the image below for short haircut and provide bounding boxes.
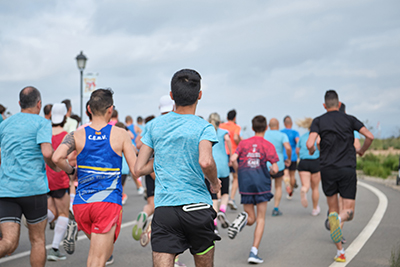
[339,102,346,113]
[325,90,339,108]
[85,101,92,121]
[227,109,236,121]
[0,104,6,114]
[89,88,114,116]
[170,69,201,107]
[19,86,41,109]
[111,109,118,118]
[43,104,53,115]
[145,115,155,124]
[115,121,128,131]
[125,115,133,123]
[283,115,292,124]
[137,116,143,123]
[252,115,267,133]
[61,99,72,111]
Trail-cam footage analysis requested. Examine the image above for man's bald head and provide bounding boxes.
[269,118,279,130]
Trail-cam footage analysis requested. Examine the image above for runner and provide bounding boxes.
[264,118,291,216]
[281,116,300,196]
[45,103,71,261]
[61,99,78,132]
[43,104,52,120]
[306,90,374,262]
[134,69,221,267]
[125,115,138,146]
[228,115,279,264]
[135,116,144,136]
[220,109,241,210]
[0,86,59,266]
[53,88,137,266]
[295,117,321,215]
[207,112,233,234]
[0,104,6,124]
[109,109,118,125]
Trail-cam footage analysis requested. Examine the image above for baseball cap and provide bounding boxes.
[51,103,67,124]
[159,95,174,114]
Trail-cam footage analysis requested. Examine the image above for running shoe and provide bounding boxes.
[132,211,147,241]
[140,217,152,247]
[300,189,308,208]
[325,218,330,230]
[329,212,342,243]
[286,191,293,200]
[217,211,230,229]
[285,184,292,195]
[248,251,264,264]
[214,225,219,235]
[105,255,114,265]
[122,193,128,205]
[227,212,248,239]
[137,187,145,195]
[334,253,346,262]
[47,248,67,261]
[272,209,282,217]
[49,221,55,230]
[174,258,187,267]
[63,219,78,255]
[228,199,238,210]
[311,206,321,216]
[341,237,346,244]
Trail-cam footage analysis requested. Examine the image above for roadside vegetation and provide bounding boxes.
[390,243,400,267]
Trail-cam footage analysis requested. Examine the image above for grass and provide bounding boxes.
[362,137,400,150]
[357,153,399,179]
[390,243,400,267]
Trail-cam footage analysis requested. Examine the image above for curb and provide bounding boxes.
[358,174,400,192]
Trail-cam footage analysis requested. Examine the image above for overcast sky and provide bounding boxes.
[1,0,399,138]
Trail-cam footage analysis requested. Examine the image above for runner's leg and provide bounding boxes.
[28,219,47,267]
[87,224,116,267]
[0,222,20,257]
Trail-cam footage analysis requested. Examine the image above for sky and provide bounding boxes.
[1,0,399,138]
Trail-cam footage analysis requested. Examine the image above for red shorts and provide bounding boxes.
[73,202,122,243]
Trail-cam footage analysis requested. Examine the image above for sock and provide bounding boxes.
[251,246,258,255]
[274,207,278,211]
[52,216,69,249]
[337,249,345,256]
[339,216,342,224]
[69,194,75,214]
[47,209,55,223]
[214,219,217,226]
[219,205,227,213]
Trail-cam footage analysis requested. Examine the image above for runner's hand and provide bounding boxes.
[210,179,222,194]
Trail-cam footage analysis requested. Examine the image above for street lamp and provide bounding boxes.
[75,51,87,124]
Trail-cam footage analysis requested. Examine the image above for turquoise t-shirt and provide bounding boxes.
[121,154,129,175]
[141,112,218,208]
[354,131,360,139]
[297,131,319,160]
[264,130,289,171]
[0,112,52,197]
[213,128,230,178]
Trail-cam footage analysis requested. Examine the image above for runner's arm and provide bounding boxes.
[122,131,138,177]
[52,132,76,175]
[230,153,239,173]
[269,162,278,175]
[41,142,59,171]
[283,142,292,166]
[357,126,374,156]
[306,132,318,155]
[134,144,154,176]
[224,133,233,156]
[199,140,221,194]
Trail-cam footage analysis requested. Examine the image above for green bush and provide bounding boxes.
[357,153,399,179]
[390,243,400,267]
[362,161,391,179]
[383,155,400,171]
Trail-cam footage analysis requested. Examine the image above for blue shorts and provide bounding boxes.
[241,193,274,205]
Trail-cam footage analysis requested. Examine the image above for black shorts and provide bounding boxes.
[121,174,128,186]
[205,177,229,200]
[0,194,47,225]
[151,204,221,255]
[227,155,236,173]
[321,167,357,199]
[285,161,297,171]
[146,175,155,198]
[47,188,69,199]
[297,159,320,174]
[271,170,284,179]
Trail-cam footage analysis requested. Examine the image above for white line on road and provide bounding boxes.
[329,181,388,267]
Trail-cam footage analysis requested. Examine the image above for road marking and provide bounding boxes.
[329,181,388,267]
[0,220,136,264]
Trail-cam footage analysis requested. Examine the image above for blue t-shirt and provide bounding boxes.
[297,131,319,160]
[121,154,129,175]
[354,131,360,139]
[213,128,230,178]
[141,112,218,208]
[281,128,300,162]
[127,124,137,146]
[0,113,52,197]
[264,130,289,171]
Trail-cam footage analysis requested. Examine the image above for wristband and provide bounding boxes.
[67,167,76,176]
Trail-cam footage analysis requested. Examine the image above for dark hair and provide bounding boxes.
[61,99,72,111]
[19,86,41,109]
[43,104,53,115]
[171,69,201,107]
[89,88,114,116]
[70,114,81,124]
[324,90,339,108]
[0,104,6,114]
[145,115,155,124]
[115,121,128,131]
[125,115,133,123]
[227,109,236,121]
[252,115,267,133]
[111,109,118,118]
[339,102,346,113]
[137,116,143,123]
[52,116,67,128]
[85,101,92,120]
[283,115,291,124]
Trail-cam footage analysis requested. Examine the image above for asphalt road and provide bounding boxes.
[1,175,399,267]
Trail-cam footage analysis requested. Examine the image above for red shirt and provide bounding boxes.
[46,131,70,191]
[219,121,241,154]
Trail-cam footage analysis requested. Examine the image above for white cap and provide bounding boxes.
[159,95,174,114]
[51,103,67,124]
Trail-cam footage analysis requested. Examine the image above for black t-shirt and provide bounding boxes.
[310,111,364,170]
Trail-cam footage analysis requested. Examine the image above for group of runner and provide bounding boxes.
[0,71,374,266]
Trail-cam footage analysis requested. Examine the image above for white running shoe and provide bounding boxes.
[228,212,248,239]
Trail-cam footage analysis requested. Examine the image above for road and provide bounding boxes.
[1,175,399,267]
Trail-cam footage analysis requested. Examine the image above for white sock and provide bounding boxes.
[339,216,342,224]
[251,246,258,255]
[52,216,69,249]
[69,194,75,214]
[47,209,55,223]
[337,249,345,256]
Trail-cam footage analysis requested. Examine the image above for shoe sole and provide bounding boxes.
[63,220,78,255]
[329,213,342,243]
[248,257,264,264]
[300,189,308,208]
[217,213,230,229]
[132,213,147,241]
[227,227,239,239]
[140,221,151,247]
[228,202,237,210]
[47,255,67,261]
[334,256,346,262]
[228,212,248,239]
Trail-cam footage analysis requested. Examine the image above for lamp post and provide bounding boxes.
[75,51,88,124]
